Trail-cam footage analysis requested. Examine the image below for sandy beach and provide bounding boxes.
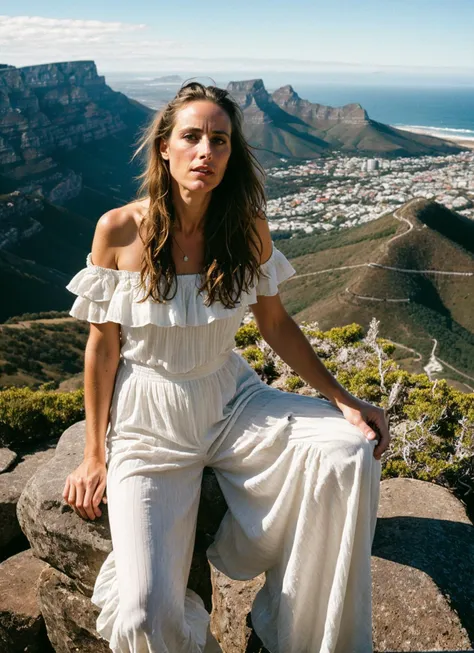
[394,125,474,150]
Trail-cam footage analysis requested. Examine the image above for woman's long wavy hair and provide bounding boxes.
[131,81,268,309]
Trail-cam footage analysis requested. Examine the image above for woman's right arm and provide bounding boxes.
[63,211,122,520]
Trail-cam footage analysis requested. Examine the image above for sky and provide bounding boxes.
[1,1,474,83]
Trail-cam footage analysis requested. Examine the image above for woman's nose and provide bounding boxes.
[198,138,212,159]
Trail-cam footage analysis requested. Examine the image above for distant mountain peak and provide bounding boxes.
[227,78,266,94]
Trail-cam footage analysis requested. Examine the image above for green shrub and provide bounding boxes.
[0,386,85,447]
[235,322,261,348]
[322,323,365,346]
[285,376,305,392]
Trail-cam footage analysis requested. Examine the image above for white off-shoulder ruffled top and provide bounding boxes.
[66,244,296,374]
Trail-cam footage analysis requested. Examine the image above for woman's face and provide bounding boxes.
[160,100,232,195]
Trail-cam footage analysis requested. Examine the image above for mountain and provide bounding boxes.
[227,79,463,165]
[0,61,152,206]
[275,198,474,389]
[0,61,154,320]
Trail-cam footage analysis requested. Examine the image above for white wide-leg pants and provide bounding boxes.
[91,351,382,653]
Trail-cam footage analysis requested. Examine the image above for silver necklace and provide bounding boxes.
[172,234,189,261]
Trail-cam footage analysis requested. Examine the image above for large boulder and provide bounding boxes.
[37,565,109,653]
[372,477,473,651]
[0,442,56,553]
[0,548,52,652]
[17,420,228,650]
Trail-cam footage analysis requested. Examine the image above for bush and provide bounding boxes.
[235,322,261,348]
[0,385,85,447]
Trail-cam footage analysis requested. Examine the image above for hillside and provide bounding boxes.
[275,198,474,389]
[227,80,463,165]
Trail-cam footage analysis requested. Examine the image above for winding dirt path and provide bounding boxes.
[285,200,473,385]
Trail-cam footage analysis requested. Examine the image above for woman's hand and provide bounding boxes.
[331,392,391,461]
[62,457,108,520]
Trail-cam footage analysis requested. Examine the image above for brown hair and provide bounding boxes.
[131,81,267,309]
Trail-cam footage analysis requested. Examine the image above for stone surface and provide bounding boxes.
[0,447,17,473]
[37,565,109,653]
[210,568,265,653]
[0,441,56,550]
[0,548,51,652]
[372,477,473,651]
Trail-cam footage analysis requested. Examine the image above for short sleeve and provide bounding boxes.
[254,243,296,297]
[65,254,119,323]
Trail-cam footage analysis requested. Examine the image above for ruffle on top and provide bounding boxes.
[65,244,296,328]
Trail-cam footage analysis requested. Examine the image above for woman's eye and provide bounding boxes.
[183,134,196,140]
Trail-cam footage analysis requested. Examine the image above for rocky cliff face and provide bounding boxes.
[271,84,369,125]
[0,60,152,298]
[0,61,126,169]
[0,60,149,207]
[226,79,273,125]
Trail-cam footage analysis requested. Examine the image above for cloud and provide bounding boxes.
[0,15,182,67]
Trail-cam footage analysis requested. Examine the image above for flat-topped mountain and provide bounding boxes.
[227,79,462,164]
[0,60,152,205]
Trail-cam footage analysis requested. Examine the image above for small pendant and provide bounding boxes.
[183,255,189,262]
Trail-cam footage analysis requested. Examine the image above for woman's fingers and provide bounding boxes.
[83,482,100,520]
[372,411,391,460]
[73,481,88,520]
[62,476,70,501]
[356,417,378,441]
[63,465,107,521]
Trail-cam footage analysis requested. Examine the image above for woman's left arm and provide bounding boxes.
[250,214,390,461]
[251,306,390,461]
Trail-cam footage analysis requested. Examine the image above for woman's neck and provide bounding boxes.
[172,183,211,237]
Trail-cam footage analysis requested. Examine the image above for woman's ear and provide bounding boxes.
[159,138,169,161]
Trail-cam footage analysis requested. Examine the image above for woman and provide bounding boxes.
[63,81,390,653]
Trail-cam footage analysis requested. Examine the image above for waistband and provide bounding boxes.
[120,351,234,382]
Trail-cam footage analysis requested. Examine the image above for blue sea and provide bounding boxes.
[277,84,474,141]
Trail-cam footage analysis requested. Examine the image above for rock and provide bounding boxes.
[37,565,108,653]
[17,423,111,595]
[0,442,56,551]
[210,568,265,653]
[0,447,17,473]
[372,477,473,651]
[0,548,51,652]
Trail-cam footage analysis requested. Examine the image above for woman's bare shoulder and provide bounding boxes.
[91,198,150,269]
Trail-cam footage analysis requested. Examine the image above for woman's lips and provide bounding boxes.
[191,169,213,176]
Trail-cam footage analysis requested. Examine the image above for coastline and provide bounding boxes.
[393,125,474,150]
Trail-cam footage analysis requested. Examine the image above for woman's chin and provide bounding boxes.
[186,179,216,193]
